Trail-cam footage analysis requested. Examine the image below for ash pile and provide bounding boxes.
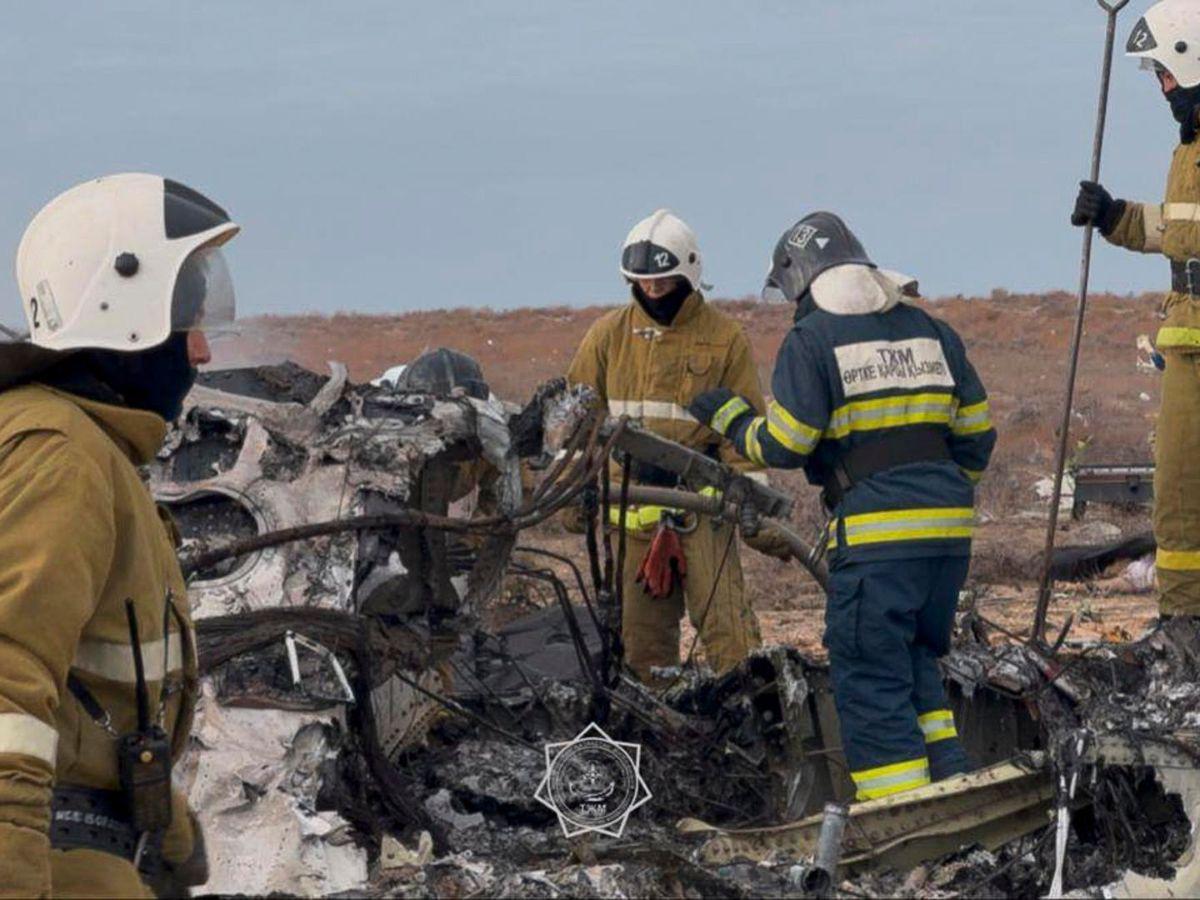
[154,361,1200,899]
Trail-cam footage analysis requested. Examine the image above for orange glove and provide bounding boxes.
[635,522,687,599]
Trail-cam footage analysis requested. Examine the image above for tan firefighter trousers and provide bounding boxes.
[1156,349,1200,614]
[616,513,762,682]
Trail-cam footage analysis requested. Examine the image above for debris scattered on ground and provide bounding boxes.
[1070,520,1122,545]
[1036,474,1076,512]
[158,362,1200,898]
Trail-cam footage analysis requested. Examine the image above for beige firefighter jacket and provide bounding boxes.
[1106,133,1200,607]
[566,291,766,479]
[0,384,198,898]
[1107,136,1200,348]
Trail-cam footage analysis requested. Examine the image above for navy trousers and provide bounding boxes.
[823,555,971,800]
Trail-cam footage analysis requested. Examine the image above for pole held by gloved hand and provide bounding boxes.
[1033,0,1130,648]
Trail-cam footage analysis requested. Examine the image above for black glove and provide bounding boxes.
[1071,181,1125,235]
[688,388,754,437]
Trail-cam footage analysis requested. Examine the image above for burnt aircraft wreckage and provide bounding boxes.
[155,360,1200,897]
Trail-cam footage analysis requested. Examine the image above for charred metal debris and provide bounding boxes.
[156,362,1200,897]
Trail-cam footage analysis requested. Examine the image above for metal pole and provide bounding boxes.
[1033,0,1130,647]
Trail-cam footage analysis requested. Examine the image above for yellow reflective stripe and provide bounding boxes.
[1156,326,1200,349]
[924,726,958,743]
[825,392,954,440]
[0,712,57,766]
[699,486,722,499]
[766,401,820,454]
[841,507,976,547]
[745,418,767,466]
[952,420,992,436]
[950,399,992,436]
[1157,548,1200,571]
[843,507,975,525]
[73,633,184,683]
[845,526,975,544]
[960,467,983,483]
[851,757,930,800]
[768,400,819,439]
[711,397,751,435]
[608,505,673,531]
[918,709,958,743]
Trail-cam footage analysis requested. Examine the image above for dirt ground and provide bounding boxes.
[216,290,1167,656]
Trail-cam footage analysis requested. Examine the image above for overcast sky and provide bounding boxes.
[0,1,1178,316]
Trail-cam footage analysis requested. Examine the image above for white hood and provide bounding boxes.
[810,265,920,315]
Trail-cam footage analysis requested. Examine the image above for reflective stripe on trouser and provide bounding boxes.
[619,514,761,681]
[851,757,931,800]
[825,556,972,799]
[1155,349,1200,614]
[918,709,957,743]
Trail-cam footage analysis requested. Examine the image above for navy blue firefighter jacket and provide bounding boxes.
[725,304,997,564]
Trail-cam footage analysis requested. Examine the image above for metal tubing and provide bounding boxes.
[805,802,849,898]
[1033,0,1129,647]
[616,485,829,591]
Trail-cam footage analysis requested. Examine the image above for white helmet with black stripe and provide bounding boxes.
[15,173,240,353]
[619,209,703,291]
[1128,0,1200,88]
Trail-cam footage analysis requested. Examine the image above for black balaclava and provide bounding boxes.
[1166,83,1200,143]
[41,332,197,421]
[631,278,693,326]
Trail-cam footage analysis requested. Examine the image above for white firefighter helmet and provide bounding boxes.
[619,209,703,291]
[15,173,240,352]
[1128,0,1200,88]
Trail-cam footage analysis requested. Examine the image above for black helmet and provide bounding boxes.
[394,348,489,399]
[763,212,875,305]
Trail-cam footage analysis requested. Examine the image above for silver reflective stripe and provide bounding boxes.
[855,763,929,793]
[951,408,990,430]
[827,398,953,435]
[608,399,698,423]
[73,632,184,683]
[844,514,975,537]
[712,397,751,434]
[0,712,57,765]
[767,406,819,453]
[1164,202,1200,223]
[919,713,954,734]
[1143,203,1166,253]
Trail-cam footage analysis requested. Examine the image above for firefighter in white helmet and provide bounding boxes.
[567,209,769,682]
[0,174,238,897]
[1072,1,1200,617]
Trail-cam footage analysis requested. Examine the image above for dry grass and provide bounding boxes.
[215,291,1168,645]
